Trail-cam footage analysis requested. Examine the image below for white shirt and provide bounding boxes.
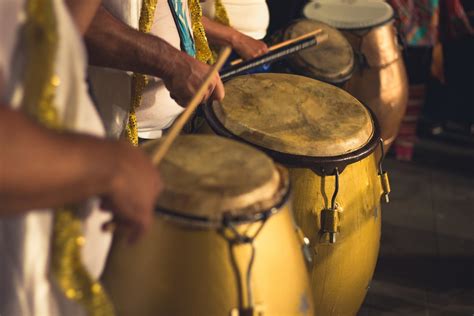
[0,1,111,315]
[92,0,194,140]
[137,0,192,139]
[201,0,270,40]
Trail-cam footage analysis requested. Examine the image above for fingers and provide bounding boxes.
[211,73,225,102]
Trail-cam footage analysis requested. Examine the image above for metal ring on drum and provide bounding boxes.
[200,73,391,316]
[101,135,314,316]
[303,0,409,153]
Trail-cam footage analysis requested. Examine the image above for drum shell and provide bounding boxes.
[342,21,408,152]
[102,202,314,316]
[198,121,383,316]
[289,154,382,316]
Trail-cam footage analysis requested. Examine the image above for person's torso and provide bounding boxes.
[0,0,110,315]
[201,0,270,40]
[94,0,196,139]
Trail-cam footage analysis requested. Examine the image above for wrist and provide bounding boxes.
[229,28,242,48]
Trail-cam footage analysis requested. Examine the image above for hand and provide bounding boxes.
[164,54,225,107]
[101,140,163,242]
[231,32,269,60]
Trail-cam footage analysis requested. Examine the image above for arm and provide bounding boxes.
[201,16,268,60]
[65,0,102,35]
[85,7,224,106]
[0,106,162,238]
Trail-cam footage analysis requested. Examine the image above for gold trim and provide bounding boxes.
[188,0,214,64]
[126,0,159,146]
[214,0,230,26]
[22,0,114,314]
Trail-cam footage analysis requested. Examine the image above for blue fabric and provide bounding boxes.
[168,0,196,57]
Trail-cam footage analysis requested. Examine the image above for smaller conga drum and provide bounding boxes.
[304,0,408,152]
[102,135,314,316]
[282,19,354,86]
[203,74,391,315]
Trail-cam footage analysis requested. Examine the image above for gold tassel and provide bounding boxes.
[188,0,214,64]
[126,0,158,146]
[21,0,114,315]
[214,0,230,26]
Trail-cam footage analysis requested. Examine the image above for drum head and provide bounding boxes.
[284,20,354,83]
[211,74,374,158]
[142,135,286,221]
[303,0,394,29]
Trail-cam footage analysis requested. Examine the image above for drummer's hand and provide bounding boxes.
[101,140,163,242]
[231,32,269,60]
[165,54,225,107]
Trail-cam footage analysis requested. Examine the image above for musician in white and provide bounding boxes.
[201,0,270,60]
[86,0,269,141]
[0,0,162,314]
[86,0,225,140]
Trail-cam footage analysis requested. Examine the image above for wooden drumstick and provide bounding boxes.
[229,28,324,66]
[151,46,232,165]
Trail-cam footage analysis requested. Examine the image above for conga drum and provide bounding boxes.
[202,74,391,315]
[304,0,408,152]
[102,135,314,316]
[282,19,354,86]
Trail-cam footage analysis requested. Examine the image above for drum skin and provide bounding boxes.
[342,21,408,153]
[289,154,383,316]
[102,203,314,316]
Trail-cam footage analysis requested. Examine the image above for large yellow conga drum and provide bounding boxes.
[102,135,314,316]
[202,74,390,315]
[304,0,408,152]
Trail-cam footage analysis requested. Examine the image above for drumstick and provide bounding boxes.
[102,47,232,233]
[220,30,328,81]
[229,28,324,66]
[151,46,232,165]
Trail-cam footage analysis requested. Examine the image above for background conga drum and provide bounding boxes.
[281,19,354,86]
[202,74,391,315]
[102,135,314,316]
[304,0,408,152]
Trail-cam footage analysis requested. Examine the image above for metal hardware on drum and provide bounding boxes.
[221,213,269,315]
[320,168,340,244]
[378,138,391,203]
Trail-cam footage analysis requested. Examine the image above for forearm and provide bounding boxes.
[65,0,102,35]
[85,6,193,80]
[0,107,118,215]
[201,16,239,47]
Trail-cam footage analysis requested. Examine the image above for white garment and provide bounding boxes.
[201,0,270,40]
[91,0,194,139]
[0,1,111,315]
[137,0,191,139]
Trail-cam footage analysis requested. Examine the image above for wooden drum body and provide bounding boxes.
[290,156,382,316]
[102,135,314,316]
[304,0,408,152]
[202,74,391,315]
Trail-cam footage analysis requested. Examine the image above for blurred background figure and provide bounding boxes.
[388,0,473,161]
